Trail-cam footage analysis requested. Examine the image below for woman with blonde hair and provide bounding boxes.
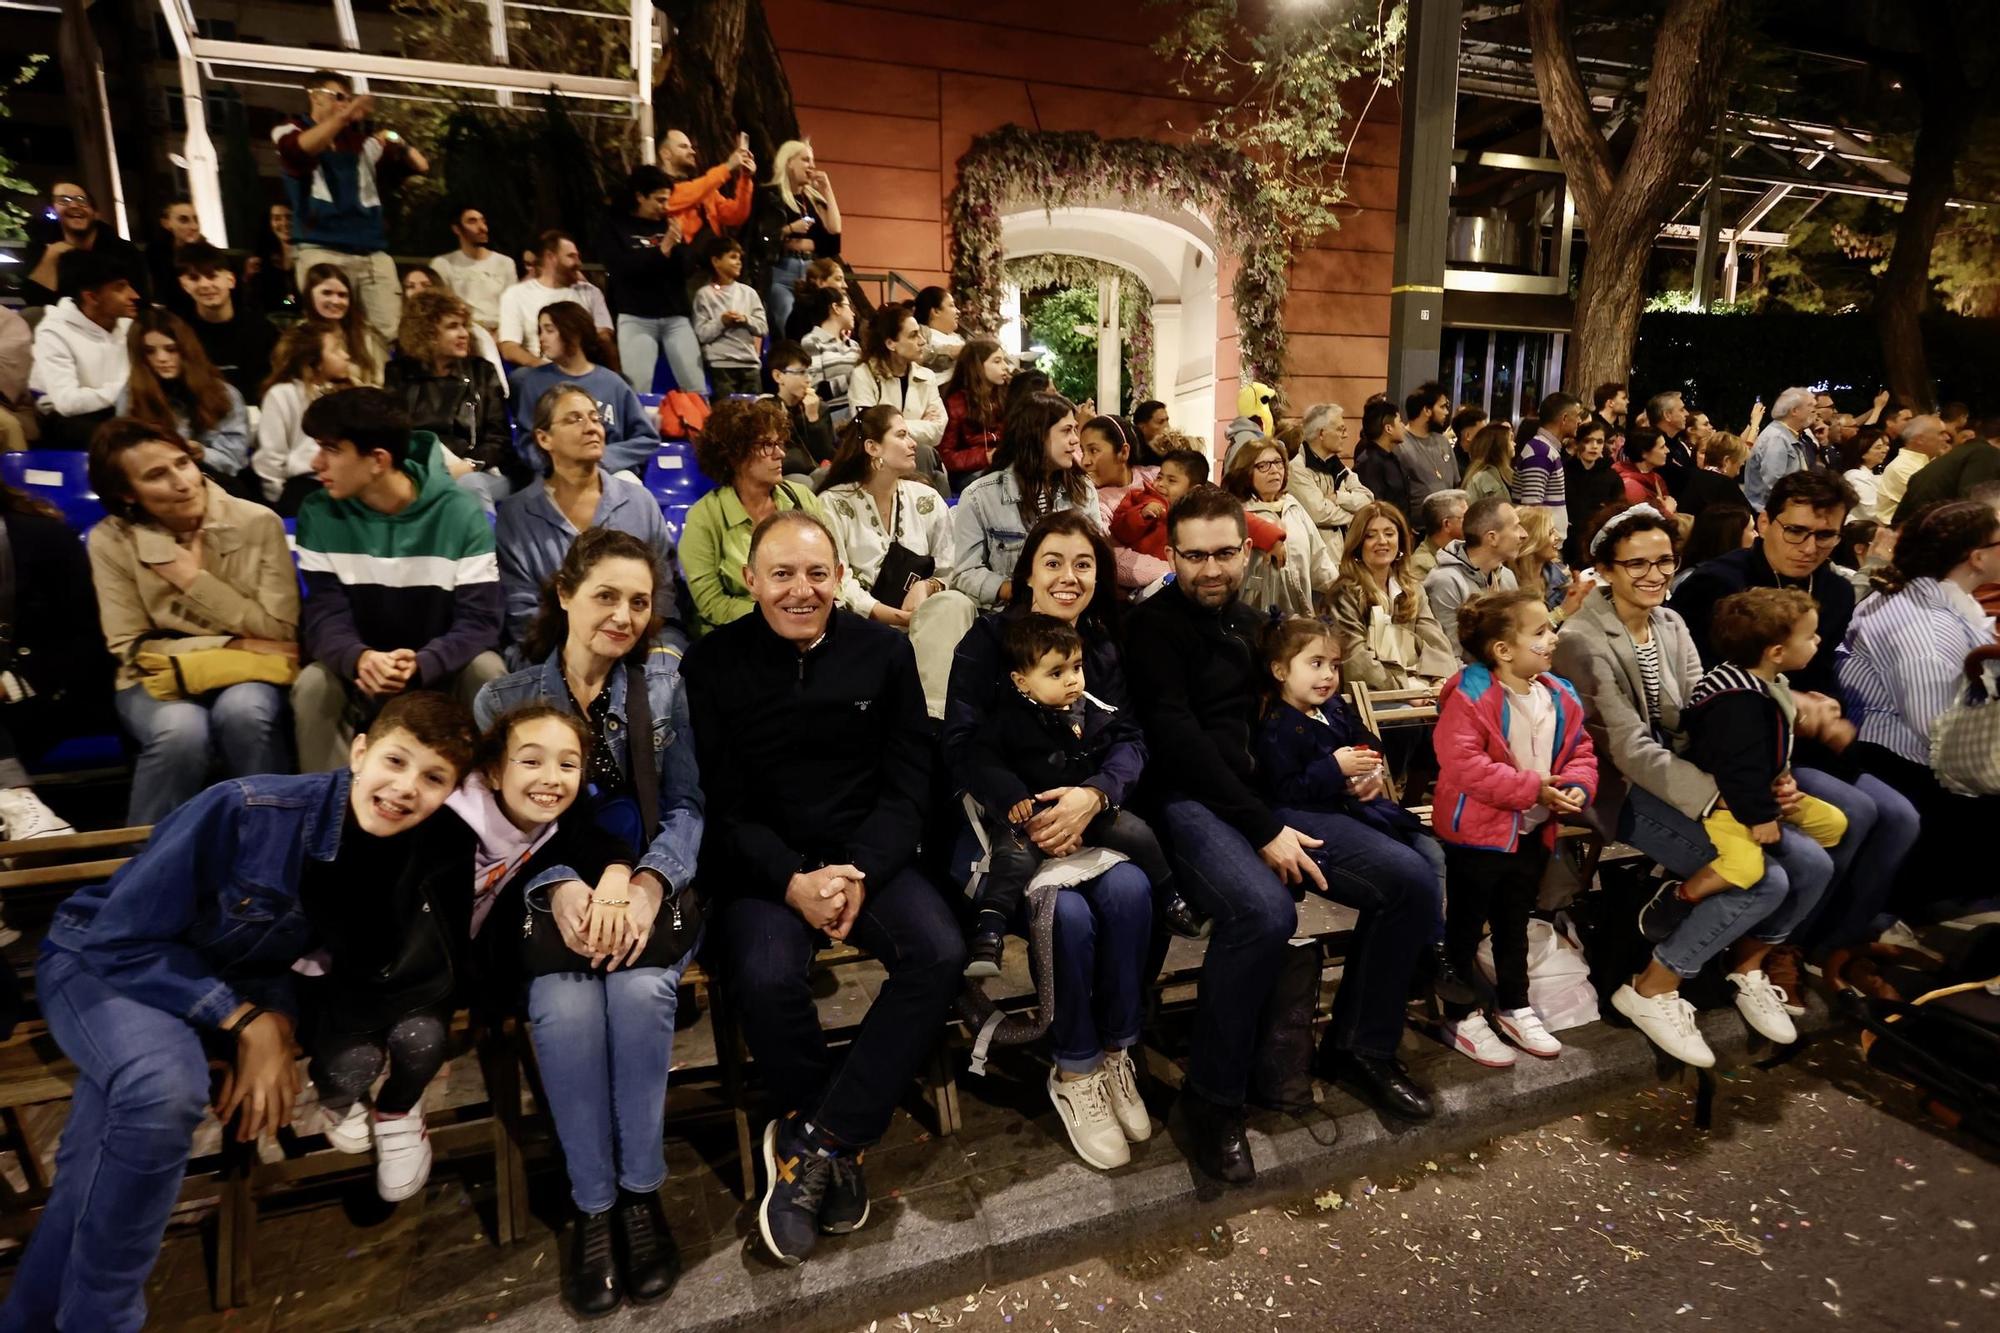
[754,139,843,336]
[1328,500,1456,691]
[1510,505,1591,623]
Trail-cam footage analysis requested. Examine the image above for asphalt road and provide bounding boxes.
[843,1037,1999,1333]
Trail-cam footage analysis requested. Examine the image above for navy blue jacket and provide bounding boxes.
[1252,700,1426,839]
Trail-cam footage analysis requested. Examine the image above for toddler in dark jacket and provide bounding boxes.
[960,614,1180,977]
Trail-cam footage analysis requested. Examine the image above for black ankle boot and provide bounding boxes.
[1162,893,1212,940]
[614,1187,680,1305]
[1177,1092,1255,1185]
[565,1206,622,1318]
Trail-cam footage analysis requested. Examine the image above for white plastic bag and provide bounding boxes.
[1476,914,1600,1031]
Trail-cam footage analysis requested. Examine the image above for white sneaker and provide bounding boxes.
[321,1101,371,1154]
[1611,984,1716,1068]
[1729,970,1799,1045]
[372,1108,433,1202]
[1100,1048,1152,1142]
[1047,1067,1130,1170]
[0,787,72,842]
[1444,1013,1516,1067]
[1495,1006,1563,1059]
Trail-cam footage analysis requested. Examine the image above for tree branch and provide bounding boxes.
[1525,0,1615,230]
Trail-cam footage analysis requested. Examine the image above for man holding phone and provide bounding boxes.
[274,70,429,346]
[659,126,757,246]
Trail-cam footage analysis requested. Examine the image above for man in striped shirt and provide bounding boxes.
[291,388,506,772]
[1515,391,1580,543]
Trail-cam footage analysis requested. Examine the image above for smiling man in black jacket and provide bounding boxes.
[1124,488,1440,1187]
[681,510,963,1269]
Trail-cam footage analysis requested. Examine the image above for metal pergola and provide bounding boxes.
[153,0,659,247]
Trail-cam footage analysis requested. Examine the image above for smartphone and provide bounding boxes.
[737,132,750,153]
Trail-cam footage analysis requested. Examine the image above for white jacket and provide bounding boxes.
[1242,492,1339,617]
[252,380,319,503]
[848,360,947,447]
[29,299,131,418]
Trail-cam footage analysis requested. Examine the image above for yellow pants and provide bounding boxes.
[1702,796,1849,890]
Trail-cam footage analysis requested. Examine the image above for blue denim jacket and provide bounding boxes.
[474,648,704,895]
[42,771,354,1029]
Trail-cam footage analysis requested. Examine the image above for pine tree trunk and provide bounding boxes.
[1874,12,1973,413]
[655,0,799,166]
[1524,0,1734,394]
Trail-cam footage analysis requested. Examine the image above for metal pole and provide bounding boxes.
[1386,0,1462,399]
[631,0,655,164]
[1096,272,1123,414]
[486,0,513,108]
[157,0,226,247]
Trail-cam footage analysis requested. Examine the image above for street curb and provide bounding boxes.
[489,997,1839,1332]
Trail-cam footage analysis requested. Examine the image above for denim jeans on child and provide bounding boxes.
[0,951,212,1333]
[1277,806,1443,1060]
[1622,786,1838,977]
[616,314,706,396]
[526,934,701,1214]
[115,682,291,825]
[1154,798,1298,1108]
[720,867,964,1148]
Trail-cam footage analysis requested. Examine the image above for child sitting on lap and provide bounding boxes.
[960,614,1191,977]
[1431,590,1597,1067]
[1640,588,1848,942]
[1110,449,1285,562]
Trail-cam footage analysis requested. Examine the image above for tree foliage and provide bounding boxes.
[1023,286,1113,406]
[0,54,49,244]
[1151,0,1405,247]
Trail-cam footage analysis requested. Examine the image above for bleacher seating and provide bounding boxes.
[0,451,104,533]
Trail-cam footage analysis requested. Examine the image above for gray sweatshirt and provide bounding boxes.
[693,280,768,370]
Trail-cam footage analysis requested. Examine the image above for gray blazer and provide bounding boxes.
[1550,589,1717,834]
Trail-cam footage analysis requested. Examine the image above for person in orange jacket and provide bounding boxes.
[661,128,756,244]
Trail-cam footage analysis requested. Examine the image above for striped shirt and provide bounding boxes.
[1838,577,1996,764]
[1513,429,1569,539]
[1632,633,1664,730]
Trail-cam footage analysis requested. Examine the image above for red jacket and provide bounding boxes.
[1109,479,1284,560]
[1614,460,1671,509]
[1432,664,1597,852]
[940,390,1002,475]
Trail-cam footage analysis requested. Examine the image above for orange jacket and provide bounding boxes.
[669,165,753,243]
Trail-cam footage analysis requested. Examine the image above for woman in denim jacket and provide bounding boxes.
[2,693,489,1333]
[473,527,705,1310]
[949,391,1100,609]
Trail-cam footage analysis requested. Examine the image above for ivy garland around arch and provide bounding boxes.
[948,126,1295,385]
[1002,252,1155,405]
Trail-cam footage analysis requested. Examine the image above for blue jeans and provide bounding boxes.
[616,314,705,396]
[525,933,700,1214]
[1278,807,1444,1059]
[765,256,810,339]
[720,867,965,1148]
[1156,799,1297,1107]
[115,682,290,825]
[1792,767,1920,953]
[0,952,211,1333]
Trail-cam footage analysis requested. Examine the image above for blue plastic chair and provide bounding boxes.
[0,450,105,533]
[643,450,714,504]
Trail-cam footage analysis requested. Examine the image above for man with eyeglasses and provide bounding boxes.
[1124,487,1441,1187]
[21,179,148,307]
[1669,469,1920,999]
[274,70,429,347]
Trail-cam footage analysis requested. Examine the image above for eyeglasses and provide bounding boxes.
[1772,521,1841,548]
[313,87,352,102]
[1609,556,1678,576]
[753,439,788,456]
[1171,545,1245,566]
[52,193,90,207]
[550,411,597,430]
[1252,459,1287,473]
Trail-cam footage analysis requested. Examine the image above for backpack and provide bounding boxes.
[656,390,711,441]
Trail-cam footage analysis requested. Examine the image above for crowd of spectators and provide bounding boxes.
[0,70,1995,1329]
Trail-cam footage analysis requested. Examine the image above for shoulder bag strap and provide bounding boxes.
[624,661,661,846]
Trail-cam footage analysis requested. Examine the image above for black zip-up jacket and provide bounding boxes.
[1123,584,1284,847]
[1682,663,1791,826]
[1668,543,1854,698]
[682,607,932,901]
[1353,441,1408,524]
[597,211,697,321]
[962,685,1133,820]
[383,356,517,480]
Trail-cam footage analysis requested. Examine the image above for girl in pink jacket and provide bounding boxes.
[1431,589,1597,1068]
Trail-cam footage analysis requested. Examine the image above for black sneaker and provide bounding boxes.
[613,1187,680,1305]
[818,1150,871,1234]
[1428,940,1482,1010]
[757,1115,832,1266]
[1638,880,1694,944]
[1162,893,1212,940]
[964,930,1005,978]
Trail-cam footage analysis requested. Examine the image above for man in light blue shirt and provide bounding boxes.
[1745,386,1817,510]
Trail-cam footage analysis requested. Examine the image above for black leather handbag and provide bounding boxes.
[520,662,703,977]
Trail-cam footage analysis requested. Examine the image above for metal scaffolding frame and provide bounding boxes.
[153,0,658,247]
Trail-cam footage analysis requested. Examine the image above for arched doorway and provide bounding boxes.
[997,204,1228,447]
